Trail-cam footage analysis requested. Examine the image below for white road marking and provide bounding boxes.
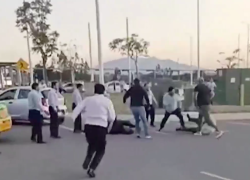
[200,171,233,180]
[228,122,250,126]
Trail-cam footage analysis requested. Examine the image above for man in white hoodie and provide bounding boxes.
[159,87,186,131]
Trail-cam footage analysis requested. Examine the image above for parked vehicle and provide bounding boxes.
[0,104,12,134]
[0,87,67,124]
[105,81,129,93]
[63,82,84,93]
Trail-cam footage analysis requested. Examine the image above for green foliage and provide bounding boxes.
[16,0,59,83]
[217,49,243,69]
[109,34,149,77]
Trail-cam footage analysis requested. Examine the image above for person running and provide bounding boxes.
[28,83,46,144]
[194,78,224,138]
[123,78,151,139]
[72,84,115,178]
[159,87,186,131]
[48,81,61,139]
[144,83,158,127]
[72,83,84,133]
[206,78,217,104]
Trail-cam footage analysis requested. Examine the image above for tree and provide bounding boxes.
[16,0,59,84]
[217,49,243,68]
[109,34,149,78]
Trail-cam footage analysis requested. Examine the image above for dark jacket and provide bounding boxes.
[123,85,150,107]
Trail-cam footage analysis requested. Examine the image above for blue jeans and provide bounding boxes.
[130,106,149,136]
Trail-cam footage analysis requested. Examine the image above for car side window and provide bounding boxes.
[65,83,72,87]
[0,89,17,100]
[18,89,31,99]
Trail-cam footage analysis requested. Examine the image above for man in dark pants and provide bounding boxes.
[123,78,151,139]
[28,83,46,144]
[48,81,61,138]
[72,84,115,178]
[144,83,158,127]
[159,87,186,131]
[72,83,84,133]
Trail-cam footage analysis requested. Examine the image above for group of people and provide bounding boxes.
[27,77,222,178]
[28,82,62,144]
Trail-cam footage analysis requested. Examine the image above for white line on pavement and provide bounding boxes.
[200,171,233,180]
[228,122,250,126]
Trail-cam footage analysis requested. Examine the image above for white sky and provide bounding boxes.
[1,0,250,69]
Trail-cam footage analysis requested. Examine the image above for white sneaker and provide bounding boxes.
[216,131,224,139]
[194,131,202,136]
[145,135,152,139]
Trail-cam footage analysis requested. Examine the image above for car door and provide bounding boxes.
[14,89,31,120]
[0,89,18,118]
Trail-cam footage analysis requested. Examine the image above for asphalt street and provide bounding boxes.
[1,118,250,180]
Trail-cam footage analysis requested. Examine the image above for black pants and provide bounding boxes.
[160,108,185,130]
[29,110,43,143]
[72,103,82,132]
[49,106,59,137]
[83,125,107,170]
[144,104,155,125]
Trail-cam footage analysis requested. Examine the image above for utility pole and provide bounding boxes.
[238,34,241,68]
[126,17,131,85]
[197,0,200,78]
[88,23,94,82]
[247,24,249,68]
[26,27,33,84]
[190,36,193,85]
[95,0,104,84]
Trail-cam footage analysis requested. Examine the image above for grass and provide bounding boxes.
[63,93,131,114]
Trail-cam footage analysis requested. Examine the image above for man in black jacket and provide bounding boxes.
[123,78,151,139]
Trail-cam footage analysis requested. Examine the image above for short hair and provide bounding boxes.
[51,81,57,88]
[134,78,140,85]
[198,77,204,83]
[168,86,174,92]
[76,83,83,89]
[31,82,38,90]
[94,83,105,94]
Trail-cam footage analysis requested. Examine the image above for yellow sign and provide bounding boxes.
[17,58,29,72]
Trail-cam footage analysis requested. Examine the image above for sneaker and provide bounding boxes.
[87,169,96,178]
[145,135,152,139]
[215,131,224,139]
[136,134,141,138]
[194,131,202,136]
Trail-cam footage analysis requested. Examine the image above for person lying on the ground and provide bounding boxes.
[109,118,135,135]
[176,114,215,135]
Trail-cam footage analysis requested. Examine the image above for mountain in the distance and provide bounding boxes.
[101,57,202,71]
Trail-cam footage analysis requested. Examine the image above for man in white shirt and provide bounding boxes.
[144,82,158,127]
[159,87,186,131]
[206,78,217,104]
[28,83,46,144]
[72,83,84,133]
[72,84,116,178]
[48,81,60,138]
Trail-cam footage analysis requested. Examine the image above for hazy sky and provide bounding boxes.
[1,0,250,69]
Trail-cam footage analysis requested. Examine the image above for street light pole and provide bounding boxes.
[190,36,193,85]
[95,0,104,84]
[88,23,94,82]
[247,24,249,68]
[26,29,33,84]
[126,17,131,85]
[197,0,200,79]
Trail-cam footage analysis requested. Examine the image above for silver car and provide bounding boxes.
[0,86,67,123]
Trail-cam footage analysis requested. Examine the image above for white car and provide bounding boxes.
[0,86,67,124]
[105,81,129,93]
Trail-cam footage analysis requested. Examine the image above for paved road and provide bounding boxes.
[1,119,250,180]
